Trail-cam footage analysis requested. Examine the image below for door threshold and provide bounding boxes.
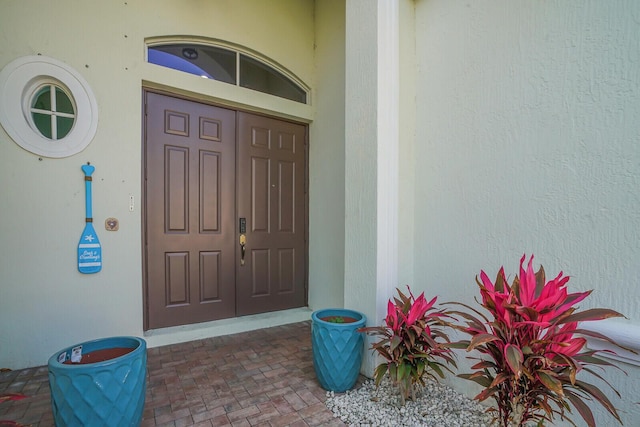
[143,307,312,349]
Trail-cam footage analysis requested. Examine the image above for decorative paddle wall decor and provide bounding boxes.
[78,163,102,273]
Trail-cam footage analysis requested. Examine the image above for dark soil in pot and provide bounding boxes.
[320,315,359,324]
[62,347,133,364]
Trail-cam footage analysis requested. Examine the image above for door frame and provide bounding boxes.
[141,87,310,331]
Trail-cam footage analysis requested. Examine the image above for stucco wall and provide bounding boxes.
[0,0,333,369]
[413,0,640,425]
[308,0,346,311]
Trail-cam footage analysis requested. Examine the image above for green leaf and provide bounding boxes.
[390,335,402,352]
[427,361,445,379]
[444,341,471,350]
[534,265,546,298]
[505,344,524,376]
[388,363,397,381]
[458,372,493,388]
[494,269,507,293]
[573,353,614,366]
[537,370,564,396]
[398,363,411,380]
[373,363,388,386]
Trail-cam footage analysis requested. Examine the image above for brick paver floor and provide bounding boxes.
[0,321,352,426]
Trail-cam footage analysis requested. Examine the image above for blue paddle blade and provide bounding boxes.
[78,223,102,274]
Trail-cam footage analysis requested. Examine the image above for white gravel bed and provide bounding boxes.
[325,378,494,427]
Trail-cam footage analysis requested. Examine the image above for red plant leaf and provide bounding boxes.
[0,394,28,403]
[470,360,495,370]
[0,422,30,427]
[475,386,497,402]
[467,333,500,351]
[580,366,622,399]
[445,304,490,327]
[574,328,638,355]
[562,308,625,324]
[573,352,615,366]
[565,390,596,427]
[489,372,510,388]
[573,379,622,421]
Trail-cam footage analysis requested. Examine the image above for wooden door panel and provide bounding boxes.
[237,112,306,315]
[200,251,221,301]
[166,252,189,305]
[278,160,295,232]
[166,146,188,231]
[277,248,295,292]
[145,92,236,329]
[251,249,270,296]
[144,92,307,329]
[251,156,271,232]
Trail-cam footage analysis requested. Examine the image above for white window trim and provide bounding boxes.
[0,55,98,158]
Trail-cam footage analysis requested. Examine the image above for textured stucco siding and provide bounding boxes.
[413,1,640,425]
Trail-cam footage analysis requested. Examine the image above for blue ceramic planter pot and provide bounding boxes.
[47,336,147,427]
[311,308,366,392]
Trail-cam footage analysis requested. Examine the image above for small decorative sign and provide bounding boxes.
[105,217,119,231]
[78,163,102,274]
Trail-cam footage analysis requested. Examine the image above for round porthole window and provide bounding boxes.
[0,55,98,158]
[27,81,77,140]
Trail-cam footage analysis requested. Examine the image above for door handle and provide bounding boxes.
[239,234,246,266]
[239,217,247,266]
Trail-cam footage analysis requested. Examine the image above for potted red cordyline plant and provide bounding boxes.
[359,286,457,405]
[448,254,628,427]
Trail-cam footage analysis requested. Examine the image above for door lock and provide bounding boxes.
[239,234,246,266]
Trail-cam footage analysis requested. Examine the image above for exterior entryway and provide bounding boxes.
[143,90,307,330]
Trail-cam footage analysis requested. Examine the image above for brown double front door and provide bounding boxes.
[143,91,307,330]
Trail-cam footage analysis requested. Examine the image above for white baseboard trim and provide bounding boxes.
[143,307,312,349]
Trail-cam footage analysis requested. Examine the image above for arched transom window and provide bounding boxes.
[147,42,308,104]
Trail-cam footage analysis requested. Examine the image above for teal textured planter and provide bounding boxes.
[47,336,147,427]
[311,308,366,392]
